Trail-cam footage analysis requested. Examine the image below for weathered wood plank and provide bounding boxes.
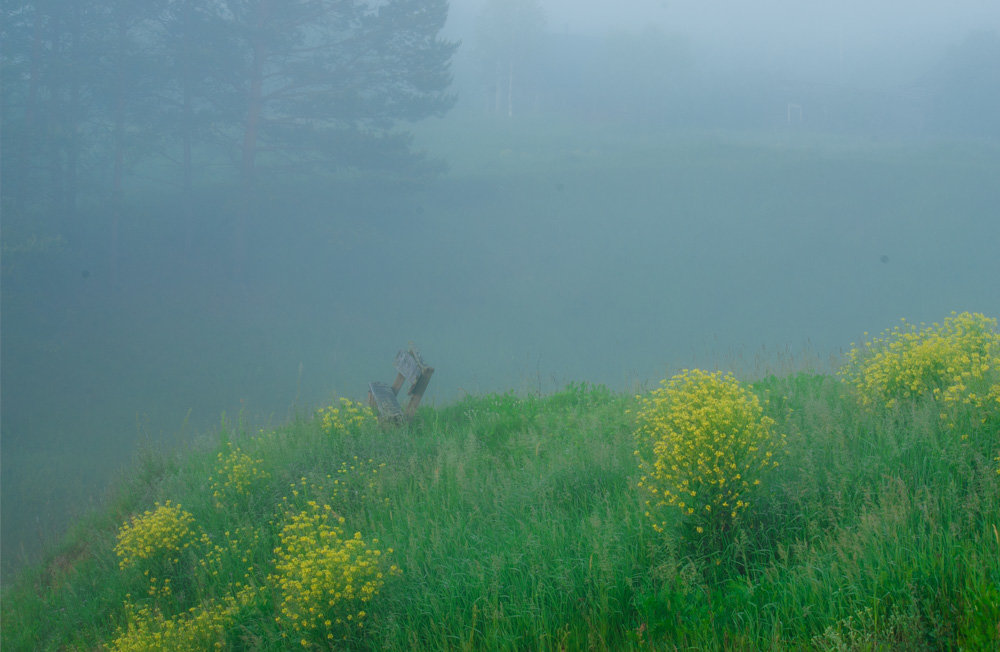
[368,381,403,423]
[404,365,434,419]
[394,349,425,388]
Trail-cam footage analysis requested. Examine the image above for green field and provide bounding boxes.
[3,312,998,650]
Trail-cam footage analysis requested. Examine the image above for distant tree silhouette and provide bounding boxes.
[150,0,241,256]
[475,0,545,117]
[1,0,458,279]
[220,0,457,275]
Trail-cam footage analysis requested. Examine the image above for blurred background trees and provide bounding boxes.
[473,0,545,117]
[1,0,457,278]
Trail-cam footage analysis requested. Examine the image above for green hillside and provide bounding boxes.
[3,313,998,650]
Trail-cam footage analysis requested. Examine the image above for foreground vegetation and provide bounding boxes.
[3,312,999,650]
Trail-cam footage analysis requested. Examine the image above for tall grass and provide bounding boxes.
[3,320,998,649]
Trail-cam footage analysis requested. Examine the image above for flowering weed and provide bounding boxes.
[840,312,1000,411]
[840,312,1000,464]
[634,370,785,540]
[115,502,197,571]
[110,585,261,651]
[209,442,271,509]
[269,501,398,644]
[317,398,376,434]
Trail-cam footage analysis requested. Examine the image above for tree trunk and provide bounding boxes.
[111,92,124,285]
[182,91,194,257]
[507,59,513,118]
[180,1,195,258]
[10,9,46,213]
[65,3,81,221]
[237,44,264,281]
[45,10,65,217]
[110,14,128,287]
[235,1,269,281]
[494,61,502,114]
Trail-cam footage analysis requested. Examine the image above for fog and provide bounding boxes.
[2,0,999,579]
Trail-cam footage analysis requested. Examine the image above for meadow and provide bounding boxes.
[2,311,998,650]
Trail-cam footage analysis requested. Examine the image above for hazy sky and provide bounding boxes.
[449,1,1000,53]
[447,0,1000,81]
[528,0,1000,38]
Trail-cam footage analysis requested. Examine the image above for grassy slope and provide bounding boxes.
[3,373,998,650]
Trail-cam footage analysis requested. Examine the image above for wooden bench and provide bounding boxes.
[368,347,434,424]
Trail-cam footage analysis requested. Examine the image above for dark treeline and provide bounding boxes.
[4,1,998,285]
[1,0,457,280]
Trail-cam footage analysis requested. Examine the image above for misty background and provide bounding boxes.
[2,0,999,580]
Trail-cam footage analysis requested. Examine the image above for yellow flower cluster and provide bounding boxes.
[115,502,197,570]
[840,312,1000,410]
[269,502,397,642]
[209,442,270,507]
[110,585,260,651]
[633,370,784,534]
[317,398,375,434]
